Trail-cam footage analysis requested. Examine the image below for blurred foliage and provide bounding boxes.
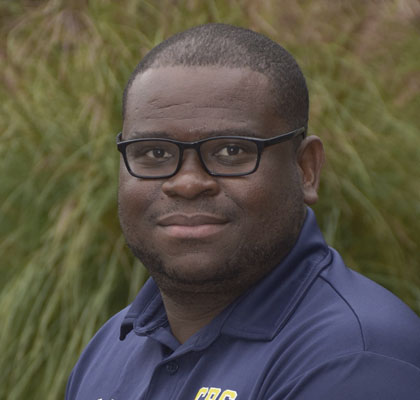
[0,0,419,398]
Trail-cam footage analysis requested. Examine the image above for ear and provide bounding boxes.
[296,135,325,205]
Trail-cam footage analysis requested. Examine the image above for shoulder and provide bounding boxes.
[316,251,420,367]
[269,351,420,400]
[66,305,136,398]
[76,305,130,362]
[275,248,420,373]
[263,254,420,398]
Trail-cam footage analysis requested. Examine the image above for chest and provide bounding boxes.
[68,335,294,400]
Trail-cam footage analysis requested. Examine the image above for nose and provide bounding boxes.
[161,150,220,199]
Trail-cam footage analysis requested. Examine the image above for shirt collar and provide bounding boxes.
[120,208,330,346]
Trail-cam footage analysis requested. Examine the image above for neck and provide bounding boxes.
[160,290,239,344]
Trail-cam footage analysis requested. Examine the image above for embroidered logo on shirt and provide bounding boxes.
[194,387,238,400]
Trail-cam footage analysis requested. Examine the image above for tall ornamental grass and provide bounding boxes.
[1,0,419,398]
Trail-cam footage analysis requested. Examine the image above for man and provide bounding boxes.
[66,24,420,399]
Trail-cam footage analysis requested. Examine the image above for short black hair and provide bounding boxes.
[123,23,308,132]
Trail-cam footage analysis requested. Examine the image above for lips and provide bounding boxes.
[157,214,229,239]
[158,214,228,226]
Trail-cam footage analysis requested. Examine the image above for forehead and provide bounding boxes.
[123,66,283,139]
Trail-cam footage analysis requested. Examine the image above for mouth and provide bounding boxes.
[157,214,230,239]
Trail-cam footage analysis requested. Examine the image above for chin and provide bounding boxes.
[157,259,242,288]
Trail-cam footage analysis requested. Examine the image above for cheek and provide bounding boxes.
[221,179,277,233]
[237,164,303,223]
[118,169,160,226]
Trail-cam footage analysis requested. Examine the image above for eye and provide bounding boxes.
[207,139,257,164]
[215,144,244,157]
[126,141,177,165]
[145,148,172,159]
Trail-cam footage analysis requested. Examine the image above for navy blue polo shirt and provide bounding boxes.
[66,209,420,399]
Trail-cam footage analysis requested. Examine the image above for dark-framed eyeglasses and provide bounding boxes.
[116,126,306,179]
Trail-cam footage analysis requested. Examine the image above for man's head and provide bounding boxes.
[118,24,324,301]
[122,23,309,133]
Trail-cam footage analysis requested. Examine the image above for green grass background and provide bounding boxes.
[1,0,419,398]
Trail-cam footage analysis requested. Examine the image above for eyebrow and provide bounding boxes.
[126,128,263,140]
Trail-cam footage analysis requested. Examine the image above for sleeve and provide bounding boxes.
[266,352,420,400]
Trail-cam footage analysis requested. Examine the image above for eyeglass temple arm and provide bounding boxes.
[261,126,306,148]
